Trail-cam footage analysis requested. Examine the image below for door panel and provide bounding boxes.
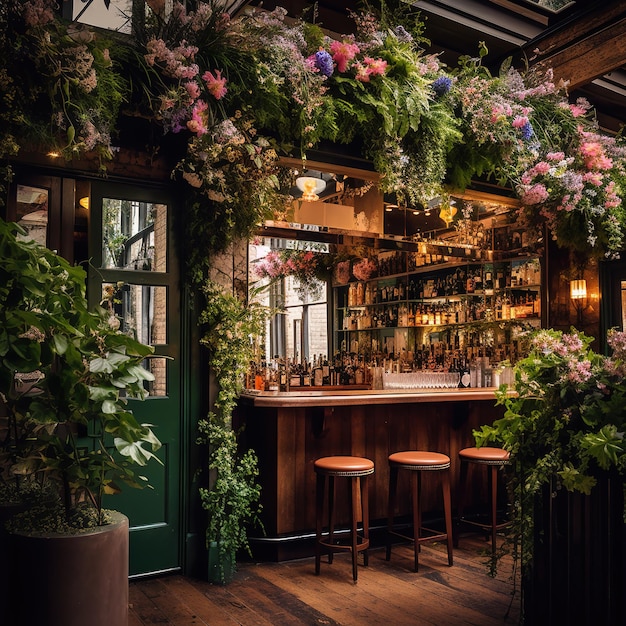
[88,181,182,576]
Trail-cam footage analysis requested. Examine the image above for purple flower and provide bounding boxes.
[393,25,413,43]
[314,50,334,78]
[521,121,534,141]
[431,76,452,97]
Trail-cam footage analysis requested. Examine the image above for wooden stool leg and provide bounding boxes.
[361,475,369,568]
[489,465,498,555]
[412,471,420,572]
[455,460,469,548]
[327,476,335,565]
[386,465,398,561]
[315,473,324,575]
[442,470,454,566]
[350,476,359,582]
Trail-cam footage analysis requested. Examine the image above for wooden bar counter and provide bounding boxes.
[236,388,506,561]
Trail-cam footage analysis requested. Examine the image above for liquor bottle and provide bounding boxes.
[474,268,483,292]
[458,357,471,387]
[322,356,330,385]
[313,357,324,386]
[302,361,311,386]
[466,271,475,294]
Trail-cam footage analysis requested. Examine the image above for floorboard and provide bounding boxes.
[129,536,521,626]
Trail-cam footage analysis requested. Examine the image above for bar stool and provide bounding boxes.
[386,451,453,572]
[314,455,374,582]
[455,446,511,555]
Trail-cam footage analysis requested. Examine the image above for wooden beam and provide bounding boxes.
[525,3,626,89]
[534,19,626,89]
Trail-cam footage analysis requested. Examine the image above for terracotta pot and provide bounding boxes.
[8,511,129,626]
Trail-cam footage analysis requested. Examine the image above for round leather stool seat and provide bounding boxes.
[456,446,511,555]
[386,451,453,572]
[314,455,374,582]
[389,451,451,470]
[459,447,510,465]
[314,456,375,476]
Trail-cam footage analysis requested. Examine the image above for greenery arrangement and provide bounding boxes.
[0,218,161,532]
[196,281,267,579]
[0,0,124,166]
[475,327,626,569]
[2,1,626,264]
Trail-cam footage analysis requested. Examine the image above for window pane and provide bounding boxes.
[145,357,168,398]
[249,239,329,361]
[102,283,167,346]
[102,198,167,272]
[70,0,133,33]
[16,185,48,246]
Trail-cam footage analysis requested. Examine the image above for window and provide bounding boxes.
[249,238,329,363]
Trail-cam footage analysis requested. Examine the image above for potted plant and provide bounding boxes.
[196,280,266,583]
[475,327,626,624]
[0,218,161,626]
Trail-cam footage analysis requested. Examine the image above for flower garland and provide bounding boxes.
[2,1,626,262]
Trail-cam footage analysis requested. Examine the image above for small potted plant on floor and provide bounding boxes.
[196,280,266,584]
[0,218,161,626]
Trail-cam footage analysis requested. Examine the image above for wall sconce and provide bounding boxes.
[570,279,588,325]
[570,279,587,300]
[79,196,90,210]
[296,176,326,202]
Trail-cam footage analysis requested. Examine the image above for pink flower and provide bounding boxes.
[184,81,200,102]
[354,62,371,82]
[569,103,588,117]
[364,57,387,76]
[352,258,377,281]
[521,183,549,205]
[533,161,551,175]
[330,40,360,73]
[583,172,603,186]
[512,115,529,128]
[203,69,228,100]
[187,100,208,136]
[546,151,565,161]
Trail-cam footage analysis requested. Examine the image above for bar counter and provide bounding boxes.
[236,388,507,561]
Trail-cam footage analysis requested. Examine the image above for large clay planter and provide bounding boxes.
[1,501,29,626]
[8,511,129,626]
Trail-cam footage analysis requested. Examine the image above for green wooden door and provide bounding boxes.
[88,181,182,576]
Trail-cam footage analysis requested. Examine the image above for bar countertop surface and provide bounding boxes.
[239,387,504,407]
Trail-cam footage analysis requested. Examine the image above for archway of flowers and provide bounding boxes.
[2,0,626,290]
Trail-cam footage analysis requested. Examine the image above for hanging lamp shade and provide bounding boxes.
[296,176,326,202]
[438,198,457,226]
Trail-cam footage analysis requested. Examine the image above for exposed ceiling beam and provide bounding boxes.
[522,2,626,89]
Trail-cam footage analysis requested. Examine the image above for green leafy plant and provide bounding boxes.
[196,281,268,581]
[0,218,161,532]
[475,327,626,570]
[0,0,126,166]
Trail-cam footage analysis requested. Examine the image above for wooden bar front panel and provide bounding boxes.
[236,392,505,560]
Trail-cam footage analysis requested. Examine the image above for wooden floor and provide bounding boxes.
[129,535,521,626]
